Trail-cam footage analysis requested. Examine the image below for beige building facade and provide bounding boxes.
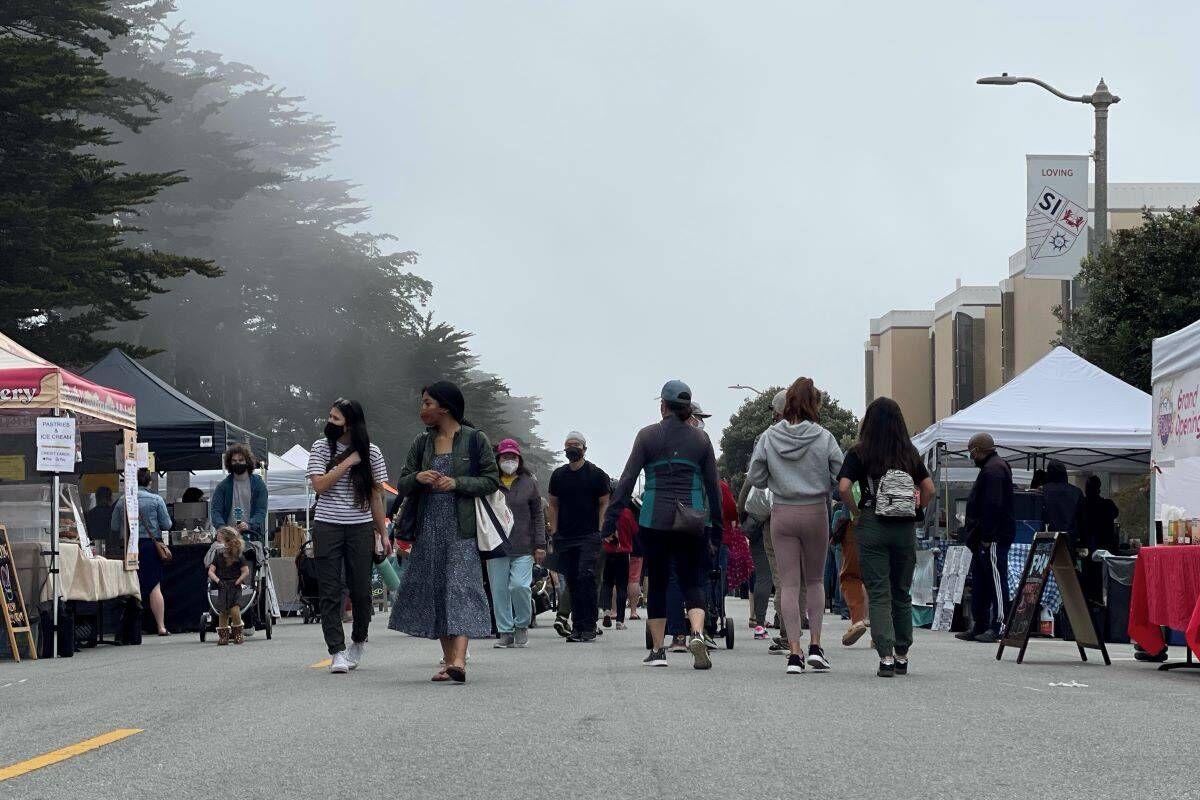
[865,181,1200,427]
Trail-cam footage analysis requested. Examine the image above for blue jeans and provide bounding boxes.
[486,555,534,633]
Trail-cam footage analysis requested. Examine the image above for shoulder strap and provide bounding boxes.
[467,428,483,477]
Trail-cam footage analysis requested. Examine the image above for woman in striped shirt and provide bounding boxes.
[307,398,390,674]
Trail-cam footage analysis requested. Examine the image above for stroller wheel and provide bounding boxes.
[199,613,209,642]
[725,617,735,649]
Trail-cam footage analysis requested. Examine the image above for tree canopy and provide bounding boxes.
[0,0,217,363]
[1058,205,1200,392]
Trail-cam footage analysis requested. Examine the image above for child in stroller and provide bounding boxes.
[199,531,274,641]
[207,527,249,645]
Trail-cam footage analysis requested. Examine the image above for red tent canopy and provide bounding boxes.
[0,334,136,430]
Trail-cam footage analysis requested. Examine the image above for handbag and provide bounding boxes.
[672,502,708,536]
[466,429,514,558]
[155,539,173,563]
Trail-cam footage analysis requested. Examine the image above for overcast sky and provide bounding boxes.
[172,2,1200,474]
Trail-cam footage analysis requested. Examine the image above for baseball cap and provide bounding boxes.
[660,380,693,405]
[690,402,712,419]
[497,438,522,456]
[771,390,786,416]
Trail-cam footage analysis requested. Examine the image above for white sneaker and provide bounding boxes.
[345,641,365,670]
[329,651,351,674]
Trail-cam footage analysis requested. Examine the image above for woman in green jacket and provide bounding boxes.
[389,381,499,683]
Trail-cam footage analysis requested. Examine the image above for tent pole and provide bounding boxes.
[1148,464,1158,547]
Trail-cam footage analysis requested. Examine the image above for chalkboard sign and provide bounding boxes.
[997,531,1109,665]
[0,524,37,662]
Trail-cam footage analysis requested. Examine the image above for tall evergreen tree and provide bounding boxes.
[0,0,216,364]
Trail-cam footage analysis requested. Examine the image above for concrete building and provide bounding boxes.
[931,284,1002,420]
[865,310,934,432]
[866,181,1200,426]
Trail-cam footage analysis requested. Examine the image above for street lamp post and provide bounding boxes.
[728,384,765,397]
[976,73,1120,253]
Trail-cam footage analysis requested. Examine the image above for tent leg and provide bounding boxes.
[50,472,60,659]
[1149,466,1158,546]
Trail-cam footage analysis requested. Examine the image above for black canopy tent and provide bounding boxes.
[80,349,267,471]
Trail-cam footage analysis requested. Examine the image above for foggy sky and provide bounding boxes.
[170,2,1200,475]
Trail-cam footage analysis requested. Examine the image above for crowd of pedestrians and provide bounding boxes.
[289,373,1114,683]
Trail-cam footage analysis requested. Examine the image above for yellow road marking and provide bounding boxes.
[310,658,332,669]
[0,728,142,782]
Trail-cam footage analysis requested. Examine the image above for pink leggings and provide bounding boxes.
[770,503,829,645]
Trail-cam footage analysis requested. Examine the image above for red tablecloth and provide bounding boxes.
[1128,546,1200,656]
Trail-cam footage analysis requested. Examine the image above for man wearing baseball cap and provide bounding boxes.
[603,380,724,669]
[548,430,611,642]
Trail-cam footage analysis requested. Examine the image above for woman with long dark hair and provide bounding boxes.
[306,398,390,674]
[837,397,934,678]
[390,381,499,683]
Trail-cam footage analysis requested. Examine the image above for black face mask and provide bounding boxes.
[231,463,249,475]
[324,422,345,440]
[565,447,584,463]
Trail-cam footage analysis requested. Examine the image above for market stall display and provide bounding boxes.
[1127,545,1200,670]
[0,333,138,657]
[0,524,36,662]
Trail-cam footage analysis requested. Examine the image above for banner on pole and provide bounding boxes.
[1024,154,1090,279]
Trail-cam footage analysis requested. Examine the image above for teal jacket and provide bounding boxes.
[395,425,500,541]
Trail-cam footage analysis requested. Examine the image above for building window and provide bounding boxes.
[953,312,976,412]
[864,349,874,407]
[1001,290,1015,383]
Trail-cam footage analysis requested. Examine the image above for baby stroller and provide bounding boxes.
[295,537,321,625]
[530,563,556,620]
[198,540,274,642]
[704,543,735,650]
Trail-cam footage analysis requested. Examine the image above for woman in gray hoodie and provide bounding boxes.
[747,377,844,675]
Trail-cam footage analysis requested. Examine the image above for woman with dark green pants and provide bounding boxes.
[837,398,934,678]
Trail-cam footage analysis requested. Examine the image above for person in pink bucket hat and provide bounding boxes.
[489,438,547,648]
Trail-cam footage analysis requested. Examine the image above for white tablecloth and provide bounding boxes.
[41,542,140,603]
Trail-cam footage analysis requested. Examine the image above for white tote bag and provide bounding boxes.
[476,490,515,560]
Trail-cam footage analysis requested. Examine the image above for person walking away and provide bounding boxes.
[111,468,173,636]
[1079,476,1120,605]
[762,389,792,652]
[627,508,645,621]
[490,439,546,648]
[830,489,871,646]
[208,526,250,645]
[547,431,610,643]
[738,479,773,639]
[837,398,935,677]
[955,433,1015,644]
[747,377,844,675]
[307,398,391,675]
[600,507,636,629]
[86,486,117,558]
[211,444,269,544]
[389,383,499,683]
[604,380,724,670]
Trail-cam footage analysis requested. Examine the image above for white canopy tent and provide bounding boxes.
[1151,318,1200,528]
[913,347,1151,474]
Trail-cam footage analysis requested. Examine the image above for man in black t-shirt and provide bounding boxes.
[548,431,610,642]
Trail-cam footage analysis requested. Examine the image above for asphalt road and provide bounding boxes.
[3,598,1197,800]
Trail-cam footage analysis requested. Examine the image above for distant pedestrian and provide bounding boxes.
[604,380,724,670]
[837,397,934,678]
[490,439,546,649]
[307,398,391,674]
[390,382,499,683]
[955,433,1015,644]
[1080,476,1120,604]
[747,377,844,675]
[548,431,610,643]
[210,444,269,543]
[111,468,172,636]
[600,507,636,629]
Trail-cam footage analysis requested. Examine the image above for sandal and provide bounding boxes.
[431,669,451,682]
[444,665,466,683]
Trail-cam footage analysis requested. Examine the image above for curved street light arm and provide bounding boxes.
[1013,76,1088,104]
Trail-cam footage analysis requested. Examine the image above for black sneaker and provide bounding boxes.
[602,616,612,628]
[643,648,668,667]
[768,642,789,655]
[953,631,978,642]
[688,633,712,670]
[974,630,1000,644]
[877,660,895,678]
[894,658,909,676]
[553,618,572,638]
[565,630,596,643]
[806,644,831,672]
[1134,647,1169,663]
[786,654,805,675]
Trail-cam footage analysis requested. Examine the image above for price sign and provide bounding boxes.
[36,416,76,473]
